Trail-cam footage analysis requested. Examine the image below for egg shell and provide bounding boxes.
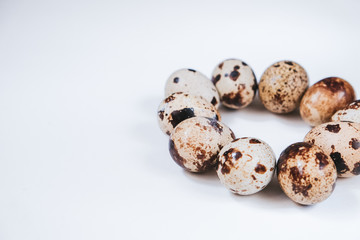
[277,142,337,205]
[211,59,257,109]
[300,77,355,126]
[259,60,308,113]
[165,68,220,108]
[169,117,235,172]
[157,92,221,135]
[304,121,360,177]
[216,137,276,195]
[331,100,360,123]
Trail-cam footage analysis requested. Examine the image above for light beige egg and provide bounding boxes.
[300,77,355,126]
[304,121,360,177]
[259,60,308,113]
[211,59,257,109]
[169,117,235,172]
[157,92,220,135]
[165,68,220,108]
[277,142,337,205]
[216,137,276,195]
[331,100,360,123]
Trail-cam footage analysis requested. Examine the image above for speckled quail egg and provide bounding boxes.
[165,68,220,108]
[211,59,257,109]
[259,60,309,113]
[331,100,360,123]
[304,121,360,177]
[157,92,221,135]
[216,137,276,195]
[300,77,355,126]
[277,142,337,205]
[169,117,235,172]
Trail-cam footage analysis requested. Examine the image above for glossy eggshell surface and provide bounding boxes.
[211,59,257,109]
[304,121,360,177]
[157,92,221,135]
[331,100,360,123]
[216,137,276,195]
[259,60,308,113]
[300,77,355,126]
[277,142,337,205]
[165,68,220,108]
[169,117,235,172]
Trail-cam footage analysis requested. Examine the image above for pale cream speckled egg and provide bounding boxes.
[259,60,308,113]
[169,117,235,172]
[300,77,355,126]
[331,100,360,123]
[157,92,220,135]
[304,121,360,177]
[211,59,257,109]
[277,142,337,205]
[165,68,220,108]
[216,137,276,195]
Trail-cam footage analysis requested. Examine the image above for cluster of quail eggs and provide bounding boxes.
[157,59,359,206]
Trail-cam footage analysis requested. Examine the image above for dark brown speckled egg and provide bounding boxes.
[300,77,355,126]
[277,142,337,205]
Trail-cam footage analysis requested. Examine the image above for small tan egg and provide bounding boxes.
[259,60,308,113]
[300,77,355,126]
[157,92,220,135]
[331,100,360,123]
[165,68,220,108]
[277,142,337,205]
[216,137,276,195]
[304,121,360,177]
[169,117,235,172]
[211,59,257,109]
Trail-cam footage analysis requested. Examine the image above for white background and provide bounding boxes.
[1,0,360,239]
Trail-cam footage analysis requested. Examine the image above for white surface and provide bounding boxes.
[1,0,360,239]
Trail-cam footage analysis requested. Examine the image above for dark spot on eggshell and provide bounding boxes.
[322,77,345,93]
[221,149,235,174]
[330,151,350,174]
[352,162,360,175]
[251,175,256,180]
[158,110,164,120]
[249,139,261,144]
[273,93,285,105]
[224,73,229,77]
[284,61,294,66]
[169,140,186,169]
[350,138,360,149]
[207,118,223,134]
[315,152,329,170]
[218,62,224,69]
[230,71,240,81]
[274,64,280,67]
[165,95,175,103]
[325,124,341,133]
[348,100,360,109]
[277,142,312,175]
[170,108,195,128]
[211,97,218,106]
[212,74,221,85]
[289,166,312,197]
[188,69,196,72]
[255,163,266,174]
[173,77,179,83]
[221,84,246,107]
[242,62,248,66]
[195,153,218,172]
